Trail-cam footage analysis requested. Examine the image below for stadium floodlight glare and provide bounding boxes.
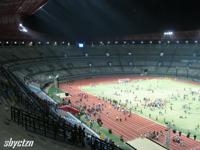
[78,43,84,48]
[106,52,110,57]
[99,41,104,45]
[18,23,28,33]
[108,62,112,66]
[164,31,173,36]
[89,63,92,67]
[85,53,88,57]
[128,52,132,56]
[55,74,59,79]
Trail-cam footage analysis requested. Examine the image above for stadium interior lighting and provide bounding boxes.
[29,42,33,46]
[85,53,88,57]
[141,41,144,44]
[114,41,118,44]
[123,41,127,44]
[89,63,92,67]
[18,23,28,33]
[108,62,112,66]
[194,40,198,43]
[160,52,164,56]
[107,41,111,44]
[132,41,135,44]
[176,40,179,44]
[46,41,50,44]
[185,40,189,43]
[158,41,161,44]
[54,41,57,46]
[55,74,59,79]
[128,52,132,56]
[149,41,152,44]
[164,31,173,36]
[106,52,110,57]
[78,43,84,48]
[67,42,70,46]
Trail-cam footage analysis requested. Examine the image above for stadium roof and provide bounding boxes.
[0,0,200,40]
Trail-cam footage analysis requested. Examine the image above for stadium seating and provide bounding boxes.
[1,42,200,85]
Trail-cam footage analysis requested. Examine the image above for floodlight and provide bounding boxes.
[106,53,110,57]
[78,43,84,48]
[55,74,59,79]
[85,53,88,57]
[164,31,173,36]
[108,62,112,66]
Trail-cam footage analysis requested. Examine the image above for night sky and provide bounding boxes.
[23,0,200,40]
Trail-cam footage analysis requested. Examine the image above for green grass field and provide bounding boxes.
[81,78,200,139]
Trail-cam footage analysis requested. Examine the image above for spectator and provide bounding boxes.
[194,135,197,140]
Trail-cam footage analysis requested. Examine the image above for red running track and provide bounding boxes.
[60,76,200,150]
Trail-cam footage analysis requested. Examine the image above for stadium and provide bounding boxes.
[1,1,200,150]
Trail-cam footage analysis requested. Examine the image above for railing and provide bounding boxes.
[0,66,124,149]
[11,106,122,150]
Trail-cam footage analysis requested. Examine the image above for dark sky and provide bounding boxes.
[24,0,200,40]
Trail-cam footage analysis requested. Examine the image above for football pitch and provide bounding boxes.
[81,78,200,139]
